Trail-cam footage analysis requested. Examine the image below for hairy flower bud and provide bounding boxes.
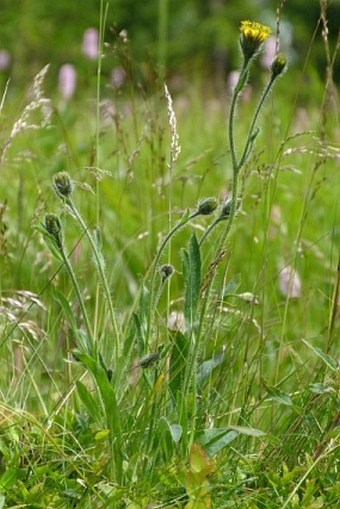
[160,264,174,282]
[52,171,74,199]
[270,53,287,80]
[218,197,241,220]
[44,213,63,247]
[197,197,219,216]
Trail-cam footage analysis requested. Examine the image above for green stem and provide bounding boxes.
[147,210,200,341]
[158,0,169,76]
[239,76,275,168]
[154,277,167,310]
[59,244,95,356]
[152,211,198,284]
[228,60,249,173]
[95,0,108,221]
[67,198,120,359]
[190,61,253,419]
[199,217,222,246]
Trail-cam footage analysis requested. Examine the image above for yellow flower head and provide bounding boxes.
[239,20,271,61]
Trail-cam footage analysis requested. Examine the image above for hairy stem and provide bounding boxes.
[66,198,120,359]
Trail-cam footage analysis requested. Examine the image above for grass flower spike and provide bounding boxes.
[240,20,271,62]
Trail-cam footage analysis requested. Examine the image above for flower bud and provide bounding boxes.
[52,171,74,199]
[138,344,164,369]
[218,197,241,220]
[270,53,287,79]
[160,264,174,282]
[197,197,218,216]
[44,213,63,247]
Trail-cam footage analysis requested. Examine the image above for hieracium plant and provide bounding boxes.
[209,21,287,248]
[38,19,287,484]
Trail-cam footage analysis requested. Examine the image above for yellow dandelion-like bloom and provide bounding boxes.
[240,20,271,43]
[239,20,271,61]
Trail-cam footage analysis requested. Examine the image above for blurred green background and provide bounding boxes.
[0,0,339,97]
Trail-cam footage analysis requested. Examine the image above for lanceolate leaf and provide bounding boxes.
[76,380,101,424]
[262,380,293,406]
[197,347,226,390]
[302,339,338,371]
[181,233,201,330]
[189,232,201,318]
[197,428,239,456]
[36,225,64,262]
[76,352,122,438]
[227,425,266,437]
[51,287,78,333]
[169,330,190,400]
[51,287,89,352]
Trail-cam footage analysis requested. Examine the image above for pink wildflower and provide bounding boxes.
[279,266,301,299]
[58,64,77,100]
[82,28,98,60]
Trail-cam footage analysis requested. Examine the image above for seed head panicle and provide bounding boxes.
[32,64,50,100]
[164,84,181,165]
[1,65,52,164]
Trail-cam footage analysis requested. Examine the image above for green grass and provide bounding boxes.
[0,12,339,509]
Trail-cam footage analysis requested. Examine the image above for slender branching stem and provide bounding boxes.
[147,210,200,341]
[199,217,221,246]
[228,59,249,173]
[59,243,95,356]
[66,197,120,358]
[239,76,275,168]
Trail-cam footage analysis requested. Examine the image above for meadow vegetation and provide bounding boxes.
[0,3,339,508]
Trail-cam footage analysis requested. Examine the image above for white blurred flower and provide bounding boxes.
[168,311,185,332]
[227,70,240,93]
[279,266,301,298]
[227,70,252,101]
[82,28,98,60]
[58,64,77,100]
[261,35,277,68]
[111,66,126,89]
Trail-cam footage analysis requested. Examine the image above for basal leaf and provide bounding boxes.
[197,428,238,456]
[263,380,293,406]
[197,346,226,389]
[76,380,101,423]
[302,339,338,371]
[169,331,190,400]
[227,425,266,437]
